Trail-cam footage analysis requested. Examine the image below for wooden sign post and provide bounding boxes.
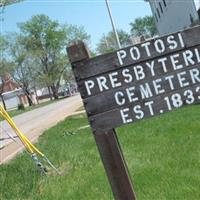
[67,25,200,200]
[67,42,136,200]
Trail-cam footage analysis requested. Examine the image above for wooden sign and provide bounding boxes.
[69,26,200,132]
[67,26,200,200]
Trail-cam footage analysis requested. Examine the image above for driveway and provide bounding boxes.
[0,94,82,164]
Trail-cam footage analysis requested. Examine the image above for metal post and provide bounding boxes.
[105,0,121,49]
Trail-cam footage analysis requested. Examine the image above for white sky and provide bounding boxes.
[194,0,200,9]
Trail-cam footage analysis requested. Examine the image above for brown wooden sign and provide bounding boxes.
[68,26,200,132]
[67,26,200,200]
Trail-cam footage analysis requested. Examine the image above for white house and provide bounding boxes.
[145,0,200,36]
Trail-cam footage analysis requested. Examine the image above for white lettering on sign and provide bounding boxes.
[195,48,200,62]
[170,54,183,70]
[165,75,175,90]
[109,72,122,88]
[112,68,200,107]
[177,71,189,87]
[118,85,200,125]
[70,26,200,132]
[117,50,127,66]
[154,39,165,53]
[153,79,165,95]
[85,80,94,96]
[196,87,200,100]
[130,46,141,60]
[126,86,138,103]
[84,47,200,97]
[134,65,145,80]
[146,61,155,76]
[133,105,144,119]
[120,100,157,123]
[178,33,185,48]
[116,33,184,66]
[190,68,200,83]
[141,42,151,57]
[120,108,132,123]
[145,101,154,116]
[97,76,109,92]
[122,69,133,83]
[183,50,195,66]
[115,91,125,106]
[140,83,153,99]
[167,35,178,50]
[158,57,168,73]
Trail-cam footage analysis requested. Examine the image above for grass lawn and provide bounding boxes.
[0,105,200,200]
[1,99,59,120]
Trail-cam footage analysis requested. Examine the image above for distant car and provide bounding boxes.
[58,87,71,97]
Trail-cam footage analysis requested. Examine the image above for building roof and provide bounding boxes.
[146,0,200,11]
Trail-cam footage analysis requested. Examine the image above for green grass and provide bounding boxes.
[0,105,200,200]
[2,99,59,119]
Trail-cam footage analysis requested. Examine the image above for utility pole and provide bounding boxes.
[105,0,121,49]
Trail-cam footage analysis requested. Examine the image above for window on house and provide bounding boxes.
[156,8,161,18]
[154,13,158,22]
[159,2,163,13]
[190,14,194,24]
[163,0,167,7]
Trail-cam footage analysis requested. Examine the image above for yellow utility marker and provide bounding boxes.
[0,105,60,175]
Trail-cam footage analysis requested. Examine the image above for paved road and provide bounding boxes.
[0,95,82,164]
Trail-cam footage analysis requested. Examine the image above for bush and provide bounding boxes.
[17,104,25,110]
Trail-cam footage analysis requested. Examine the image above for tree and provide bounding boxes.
[0,0,25,21]
[0,0,24,7]
[130,15,157,38]
[0,34,13,109]
[18,14,90,99]
[7,33,36,106]
[63,24,90,45]
[96,29,131,54]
